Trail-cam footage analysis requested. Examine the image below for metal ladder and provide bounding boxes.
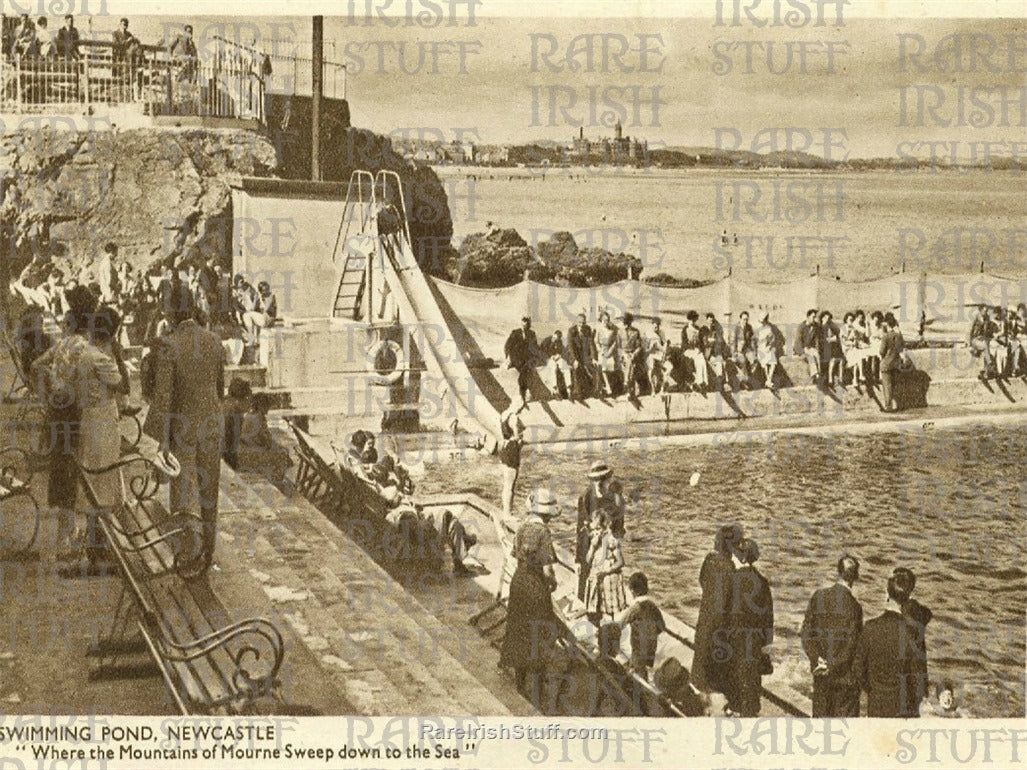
[329,170,375,320]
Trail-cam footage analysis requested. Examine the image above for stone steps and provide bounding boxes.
[218,466,520,715]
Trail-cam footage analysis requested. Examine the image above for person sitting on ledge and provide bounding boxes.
[797,308,821,385]
[384,502,478,575]
[1007,304,1027,376]
[968,305,997,381]
[237,392,293,489]
[756,312,780,390]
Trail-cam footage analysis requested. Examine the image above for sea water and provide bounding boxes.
[419,421,1027,717]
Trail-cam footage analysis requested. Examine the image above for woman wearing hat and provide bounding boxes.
[575,461,624,600]
[500,488,562,702]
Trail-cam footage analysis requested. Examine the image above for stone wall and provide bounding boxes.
[1,128,279,285]
[1,120,454,288]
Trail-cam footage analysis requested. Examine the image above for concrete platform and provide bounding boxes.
[218,466,530,716]
[0,388,530,715]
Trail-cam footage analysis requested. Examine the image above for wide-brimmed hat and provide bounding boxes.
[587,461,613,481]
[527,488,560,518]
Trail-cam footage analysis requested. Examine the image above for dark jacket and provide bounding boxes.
[691,551,735,694]
[880,329,902,371]
[540,334,566,361]
[504,327,540,371]
[853,609,926,717]
[800,582,863,683]
[56,26,80,60]
[567,323,596,367]
[903,599,933,705]
[143,319,225,450]
[724,565,774,716]
[797,319,819,353]
[732,321,754,355]
[818,321,843,360]
[701,323,724,358]
[681,324,702,351]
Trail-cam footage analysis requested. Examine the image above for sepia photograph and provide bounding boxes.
[0,0,1023,767]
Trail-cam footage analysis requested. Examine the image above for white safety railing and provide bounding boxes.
[0,39,268,122]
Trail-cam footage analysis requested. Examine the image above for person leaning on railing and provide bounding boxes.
[111,17,142,95]
[169,24,198,83]
[55,15,80,62]
[34,17,53,59]
[11,15,35,61]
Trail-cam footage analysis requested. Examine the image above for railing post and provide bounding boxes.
[83,55,91,111]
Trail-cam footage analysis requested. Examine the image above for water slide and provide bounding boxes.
[378,234,506,443]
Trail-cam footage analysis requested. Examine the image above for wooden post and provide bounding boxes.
[311,16,323,182]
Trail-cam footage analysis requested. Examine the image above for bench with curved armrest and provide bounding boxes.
[77,453,285,714]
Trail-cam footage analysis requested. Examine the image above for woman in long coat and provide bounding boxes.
[691,523,742,697]
[499,489,563,702]
[32,290,126,567]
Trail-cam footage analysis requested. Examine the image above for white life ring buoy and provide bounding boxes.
[367,339,405,386]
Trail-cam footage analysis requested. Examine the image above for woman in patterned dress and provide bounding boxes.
[583,510,627,626]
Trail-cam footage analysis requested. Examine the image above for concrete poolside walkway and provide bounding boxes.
[0,395,530,715]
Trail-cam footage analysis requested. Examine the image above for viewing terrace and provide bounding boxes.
[0,22,346,131]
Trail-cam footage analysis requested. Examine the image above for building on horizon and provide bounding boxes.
[569,122,648,166]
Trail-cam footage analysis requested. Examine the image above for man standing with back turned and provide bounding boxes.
[144,280,225,573]
[800,555,864,717]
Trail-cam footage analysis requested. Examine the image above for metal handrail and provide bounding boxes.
[0,41,266,121]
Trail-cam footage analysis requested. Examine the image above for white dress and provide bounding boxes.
[596,326,620,373]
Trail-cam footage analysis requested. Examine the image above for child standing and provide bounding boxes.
[583,511,626,626]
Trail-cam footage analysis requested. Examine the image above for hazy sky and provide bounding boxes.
[84,13,1027,158]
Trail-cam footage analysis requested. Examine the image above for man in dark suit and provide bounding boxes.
[796,308,821,384]
[853,568,927,717]
[144,280,225,573]
[504,315,540,405]
[879,316,902,412]
[800,555,864,717]
[56,14,80,62]
[566,313,597,400]
[724,538,774,717]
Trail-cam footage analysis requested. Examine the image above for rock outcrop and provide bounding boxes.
[447,228,644,288]
[2,124,455,287]
[3,128,279,285]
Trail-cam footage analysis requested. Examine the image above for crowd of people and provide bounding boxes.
[15,276,225,575]
[968,303,1027,381]
[505,307,913,411]
[13,246,280,362]
[5,14,270,113]
[498,463,965,719]
[8,247,289,577]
